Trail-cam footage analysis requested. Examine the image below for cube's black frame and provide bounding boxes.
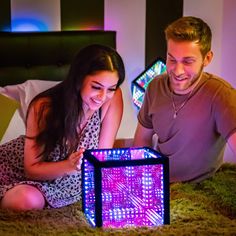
[82,147,170,227]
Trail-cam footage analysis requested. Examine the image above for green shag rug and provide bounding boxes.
[1,163,236,236]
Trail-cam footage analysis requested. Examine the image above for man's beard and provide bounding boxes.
[168,64,204,94]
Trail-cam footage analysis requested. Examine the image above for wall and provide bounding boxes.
[183,0,236,88]
[104,0,145,139]
[11,0,60,31]
[0,0,11,31]
[184,0,236,163]
[183,0,223,78]
[221,0,236,88]
[60,0,104,30]
[145,0,183,65]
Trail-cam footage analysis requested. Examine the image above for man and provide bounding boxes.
[133,16,236,182]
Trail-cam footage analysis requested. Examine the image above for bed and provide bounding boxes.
[0,30,116,143]
[0,31,236,236]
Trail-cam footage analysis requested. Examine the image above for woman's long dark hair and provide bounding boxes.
[26,44,125,159]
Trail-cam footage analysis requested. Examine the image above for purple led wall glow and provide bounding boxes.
[82,147,169,228]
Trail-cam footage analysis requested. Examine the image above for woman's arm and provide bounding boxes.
[24,98,83,181]
[98,88,123,148]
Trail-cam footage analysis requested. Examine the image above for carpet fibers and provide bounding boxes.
[1,163,236,236]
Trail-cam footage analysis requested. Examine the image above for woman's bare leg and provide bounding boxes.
[0,184,45,211]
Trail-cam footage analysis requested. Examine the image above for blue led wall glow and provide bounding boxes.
[10,0,61,32]
[11,18,48,32]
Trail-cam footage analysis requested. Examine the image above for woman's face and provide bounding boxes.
[80,70,119,112]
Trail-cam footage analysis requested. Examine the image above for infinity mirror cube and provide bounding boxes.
[82,147,169,228]
[131,58,166,110]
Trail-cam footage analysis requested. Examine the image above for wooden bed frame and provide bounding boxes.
[0,30,116,86]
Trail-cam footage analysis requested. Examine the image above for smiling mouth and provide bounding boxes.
[91,98,103,105]
[172,74,189,82]
[169,71,187,81]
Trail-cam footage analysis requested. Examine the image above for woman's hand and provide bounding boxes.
[68,148,85,171]
[24,147,86,180]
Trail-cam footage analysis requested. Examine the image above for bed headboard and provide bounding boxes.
[0,30,116,86]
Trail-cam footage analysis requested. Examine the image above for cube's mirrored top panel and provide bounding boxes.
[90,148,160,162]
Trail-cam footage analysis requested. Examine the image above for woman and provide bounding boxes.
[0,44,125,210]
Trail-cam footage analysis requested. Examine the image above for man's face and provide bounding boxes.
[166,39,207,94]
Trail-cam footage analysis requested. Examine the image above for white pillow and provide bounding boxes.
[0,80,60,144]
[0,80,60,121]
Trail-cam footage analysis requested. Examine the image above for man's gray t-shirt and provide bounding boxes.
[138,72,236,182]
